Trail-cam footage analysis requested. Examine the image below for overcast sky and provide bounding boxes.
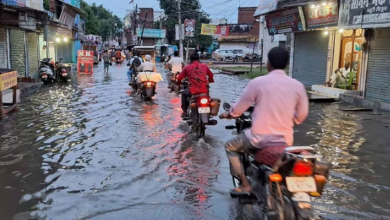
[84,0,260,23]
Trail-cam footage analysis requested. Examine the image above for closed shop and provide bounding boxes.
[56,41,73,63]
[27,33,39,79]
[0,28,8,69]
[292,31,329,86]
[10,29,26,77]
[365,28,390,103]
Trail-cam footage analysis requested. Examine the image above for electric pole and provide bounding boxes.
[134,4,138,45]
[177,0,183,58]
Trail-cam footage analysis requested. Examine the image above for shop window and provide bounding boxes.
[339,29,363,90]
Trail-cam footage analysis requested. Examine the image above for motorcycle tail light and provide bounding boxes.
[314,174,326,183]
[269,173,283,182]
[146,82,152,87]
[61,69,66,73]
[200,98,208,105]
[292,160,313,176]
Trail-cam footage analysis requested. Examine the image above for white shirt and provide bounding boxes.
[168,56,184,73]
[137,61,155,72]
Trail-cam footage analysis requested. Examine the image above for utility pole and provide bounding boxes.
[177,0,183,58]
[134,4,138,45]
[140,12,148,46]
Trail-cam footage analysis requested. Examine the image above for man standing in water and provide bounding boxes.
[102,50,110,73]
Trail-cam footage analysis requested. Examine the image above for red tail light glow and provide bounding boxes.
[292,160,313,176]
[200,98,208,105]
[61,69,66,73]
[146,82,152,87]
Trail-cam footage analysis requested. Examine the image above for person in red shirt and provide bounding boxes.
[177,52,214,118]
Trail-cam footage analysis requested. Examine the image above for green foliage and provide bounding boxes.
[159,0,212,50]
[80,0,123,41]
[43,0,49,11]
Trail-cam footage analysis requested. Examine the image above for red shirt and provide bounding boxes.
[177,61,215,86]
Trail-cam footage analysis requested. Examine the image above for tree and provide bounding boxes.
[158,0,212,50]
[43,0,49,11]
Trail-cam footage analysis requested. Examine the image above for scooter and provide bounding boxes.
[169,71,181,95]
[39,58,55,84]
[220,103,329,220]
[140,81,156,101]
[55,58,70,83]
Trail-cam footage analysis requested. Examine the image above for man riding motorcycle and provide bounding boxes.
[136,54,162,94]
[220,47,309,196]
[165,51,184,90]
[177,52,214,118]
[127,51,143,86]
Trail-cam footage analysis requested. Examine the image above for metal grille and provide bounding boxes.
[365,28,390,103]
[10,29,26,77]
[27,33,39,79]
[292,31,329,86]
[0,28,8,69]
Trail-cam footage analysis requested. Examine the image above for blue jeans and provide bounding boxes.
[104,62,109,72]
[127,70,133,81]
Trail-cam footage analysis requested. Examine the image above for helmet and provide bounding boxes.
[145,54,152,61]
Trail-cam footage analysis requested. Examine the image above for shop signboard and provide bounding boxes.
[184,19,195,37]
[305,1,338,28]
[254,0,278,17]
[0,70,17,91]
[339,0,390,28]
[2,0,26,7]
[136,28,166,38]
[77,50,93,74]
[265,7,306,35]
[27,0,43,11]
[200,23,229,36]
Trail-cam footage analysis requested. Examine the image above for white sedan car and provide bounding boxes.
[212,49,245,62]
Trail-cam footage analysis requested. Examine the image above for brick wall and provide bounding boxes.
[228,7,259,37]
[139,8,154,29]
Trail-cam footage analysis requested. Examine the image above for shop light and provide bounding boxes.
[63,37,69,42]
[56,38,61,42]
[324,31,329,35]
[322,2,326,6]
[339,29,344,33]
[328,2,333,4]
[311,5,315,8]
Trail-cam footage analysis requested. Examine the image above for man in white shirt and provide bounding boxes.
[326,62,351,87]
[137,54,156,72]
[165,51,184,89]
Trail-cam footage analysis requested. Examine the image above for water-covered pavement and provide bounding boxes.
[1,63,390,220]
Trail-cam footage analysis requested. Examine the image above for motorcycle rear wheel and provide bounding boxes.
[196,114,205,139]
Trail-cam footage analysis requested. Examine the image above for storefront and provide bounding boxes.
[27,32,39,79]
[338,0,390,102]
[0,28,8,69]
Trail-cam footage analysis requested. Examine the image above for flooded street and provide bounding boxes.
[1,63,390,220]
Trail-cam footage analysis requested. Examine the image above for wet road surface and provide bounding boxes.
[1,63,390,220]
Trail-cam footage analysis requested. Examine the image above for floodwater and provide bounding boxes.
[1,63,390,220]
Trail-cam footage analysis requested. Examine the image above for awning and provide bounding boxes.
[253,0,279,17]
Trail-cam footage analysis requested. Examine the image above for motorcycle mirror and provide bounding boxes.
[223,103,231,111]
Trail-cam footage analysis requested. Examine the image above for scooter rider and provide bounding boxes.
[177,52,214,118]
[165,51,184,89]
[127,51,143,86]
[220,47,309,196]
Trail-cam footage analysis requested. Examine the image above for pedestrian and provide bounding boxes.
[102,50,111,73]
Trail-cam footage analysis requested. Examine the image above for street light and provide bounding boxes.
[56,37,61,42]
[63,37,69,42]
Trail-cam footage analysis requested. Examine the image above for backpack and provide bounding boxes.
[188,64,208,95]
[131,57,142,70]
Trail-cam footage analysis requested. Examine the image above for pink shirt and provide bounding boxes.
[230,70,309,146]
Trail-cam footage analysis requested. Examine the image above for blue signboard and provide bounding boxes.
[2,0,26,7]
[136,28,166,38]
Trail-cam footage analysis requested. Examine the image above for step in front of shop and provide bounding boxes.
[311,85,361,99]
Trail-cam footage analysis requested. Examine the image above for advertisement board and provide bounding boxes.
[201,24,229,36]
[265,7,306,35]
[339,0,390,28]
[184,19,195,37]
[305,1,338,29]
[136,28,166,38]
[0,70,18,91]
[27,0,43,11]
[77,50,93,74]
[2,0,26,7]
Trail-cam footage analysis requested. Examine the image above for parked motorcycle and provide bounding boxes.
[169,72,181,95]
[182,87,219,139]
[244,53,261,62]
[220,103,330,220]
[39,58,55,84]
[55,58,70,83]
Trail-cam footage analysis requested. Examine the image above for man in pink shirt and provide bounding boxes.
[221,47,309,195]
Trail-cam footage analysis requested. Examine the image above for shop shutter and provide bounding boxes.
[27,33,39,79]
[56,42,73,63]
[10,29,26,77]
[365,28,390,103]
[292,31,328,86]
[0,28,8,69]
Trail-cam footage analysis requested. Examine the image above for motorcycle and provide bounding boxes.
[55,58,70,83]
[182,86,219,139]
[220,103,330,220]
[39,58,55,84]
[140,81,156,101]
[116,57,123,65]
[169,71,181,95]
[244,53,261,62]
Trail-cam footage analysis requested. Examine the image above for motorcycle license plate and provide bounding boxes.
[198,107,210,114]
[286,177,317,193]
[42,75,48,79]
[62,73,68,76]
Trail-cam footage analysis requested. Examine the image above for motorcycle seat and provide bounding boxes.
[285,146,315,153]
[191,93,208,99]
[254,145,287,168]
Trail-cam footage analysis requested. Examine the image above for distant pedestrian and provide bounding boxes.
[102,50,111,73]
